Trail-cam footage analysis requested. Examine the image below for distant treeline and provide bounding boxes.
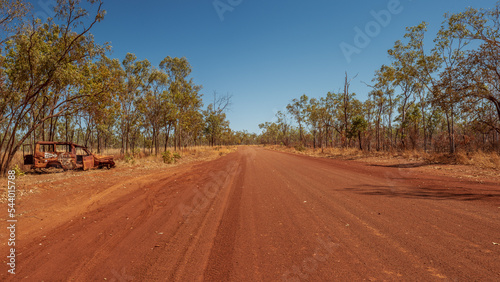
[259,3,500,154]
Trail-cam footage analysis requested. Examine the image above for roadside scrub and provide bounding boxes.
[104,146,238,169]
[7,146,239,173]
[265,145,500,170]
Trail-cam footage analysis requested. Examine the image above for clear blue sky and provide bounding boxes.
[34,0,497,133]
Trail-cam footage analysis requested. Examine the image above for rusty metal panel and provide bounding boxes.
[83,155,94,170]
[58,153,76,170]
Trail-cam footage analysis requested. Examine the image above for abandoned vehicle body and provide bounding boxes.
[24,141,115,171]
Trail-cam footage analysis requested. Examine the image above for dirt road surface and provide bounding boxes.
[2,146,499,281]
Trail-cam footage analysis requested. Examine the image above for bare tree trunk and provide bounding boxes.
[65,116,69,143]
[445,110,456,154]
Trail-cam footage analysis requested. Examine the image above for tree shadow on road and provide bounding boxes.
[368,162,430,168]
[344,184,500,203]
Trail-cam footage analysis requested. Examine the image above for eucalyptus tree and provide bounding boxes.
[118,53,151,153]
[306,98,321,148]
[370,65,397,150]
[446,3,500,134]
[286,94,308,146]
[139,67,169,155]
[430,17,471,154]
[275,111,290,146]
[349,115,368,150]
[390,23,441,151]
[78,55,125,152]
[0,0,29,45]
[258,122,280,145]
[323,92,340,147]
[0,0,105,175]
[204,92,231,147]
[340,73,358,147]
[318,97,336,150]
[160,56,203,150]
[305,98,331,150]
[459,43,500,134]
[369,89,385,151]
[174,82,203,149]
[388,37,422,149]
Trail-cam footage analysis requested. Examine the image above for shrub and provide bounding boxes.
[161,150,182,164]
[12,164,25,177]
[173,152,182,161]
[124,153,135,164]
[132,148,141,157]
[162,150,173,164]
[294,144,306,152]
[162,150,181,164]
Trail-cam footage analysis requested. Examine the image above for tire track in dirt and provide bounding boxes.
[135,152,243,281]
[202,153,246,281]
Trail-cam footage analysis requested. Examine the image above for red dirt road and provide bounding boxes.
[2,146,500,281]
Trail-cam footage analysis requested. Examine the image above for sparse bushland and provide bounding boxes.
[265,145,500,171]
[0,1,258,176]
[259,3,500,161]
[5,145,239,175]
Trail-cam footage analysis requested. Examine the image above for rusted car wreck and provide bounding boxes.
[24,141,115,171]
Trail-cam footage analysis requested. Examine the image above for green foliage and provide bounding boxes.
[132,148,141,157]
[162,150,180,164]
[0,0,108,175]
[348,116,368,139]
[124,154,135,164]
[259,122,280,145]
[204,92,231,147]
[162,150,173,164]
[287,94,309,145]
[12,164,24,177]
[173,152,182,161]
[294,144,306,152]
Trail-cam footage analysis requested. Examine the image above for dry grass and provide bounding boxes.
[5,145,239,172]
[102,146,238,169]
[6,151,26,171]
[264,145,500,170]
[430,150,500,169]
[0,145,242,204]
[264,145,368,160]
